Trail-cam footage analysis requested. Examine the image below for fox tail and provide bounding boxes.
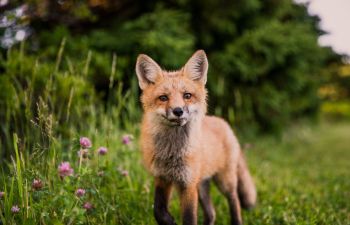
[237,151,257,209]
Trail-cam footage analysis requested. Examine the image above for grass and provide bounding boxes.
[241,121,350,225]
[0,120,349,224]
[0,45,349,224]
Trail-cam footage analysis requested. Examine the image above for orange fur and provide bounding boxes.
[136,50,256,225]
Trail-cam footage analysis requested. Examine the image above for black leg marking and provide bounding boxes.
[183,204,196,225]
[154,185,177,225]
[198,180,215,225]
[227,191,243,225]
[179,185,198,225]
[213,174,243,225]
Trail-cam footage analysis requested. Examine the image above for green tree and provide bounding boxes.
[1,0,342,133]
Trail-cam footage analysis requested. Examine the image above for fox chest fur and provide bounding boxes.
[150,124,191,185]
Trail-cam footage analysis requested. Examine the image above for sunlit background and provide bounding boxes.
[295,0,350,56]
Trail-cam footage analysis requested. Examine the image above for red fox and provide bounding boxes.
[136,50,257,225]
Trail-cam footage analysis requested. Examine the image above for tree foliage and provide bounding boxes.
[0,0,342,133]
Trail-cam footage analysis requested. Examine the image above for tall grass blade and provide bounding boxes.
[13,134,23,206]
[55,38,66,73]
[83,50,92,77]
[109,53,117,90]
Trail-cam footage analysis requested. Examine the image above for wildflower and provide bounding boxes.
[80,137,92,149]
[0,191,4,199]
[121,170,129,177]
[58,162,74,178]
[78,149,89,158]
[75,188,86,197]
[11,205,20,213]
[32,179,43,190]
[117,167,129,176]
[83,202,93,210]
[122,134,133,145]
[243,143,254,150]
[98,147,108,155]
[97,171,104,177]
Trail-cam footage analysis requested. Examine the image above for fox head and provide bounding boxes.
[136,50,208,127]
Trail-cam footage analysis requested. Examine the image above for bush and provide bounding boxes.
[0,43,138,162]
[210,21,325,132]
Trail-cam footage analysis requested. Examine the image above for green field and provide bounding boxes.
[241,121,350,225]
[0,120,349,224]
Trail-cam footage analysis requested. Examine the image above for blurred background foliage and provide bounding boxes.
[1,0,349,159]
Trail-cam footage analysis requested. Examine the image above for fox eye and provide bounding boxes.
[184,93,192,99]
[159,95,168,102]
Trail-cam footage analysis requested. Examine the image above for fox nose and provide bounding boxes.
[172,107,183,117]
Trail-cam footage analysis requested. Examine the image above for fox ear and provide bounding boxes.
[136,54,162,90]
[184,50,208,84]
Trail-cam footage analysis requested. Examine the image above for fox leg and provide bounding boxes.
[179,184,198,225]
[154,178,177,225]
[227,188,242,225]
[214,171,242,225]
[198,179,216,225]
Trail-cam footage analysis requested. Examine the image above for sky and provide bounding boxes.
[295,0,350,56]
